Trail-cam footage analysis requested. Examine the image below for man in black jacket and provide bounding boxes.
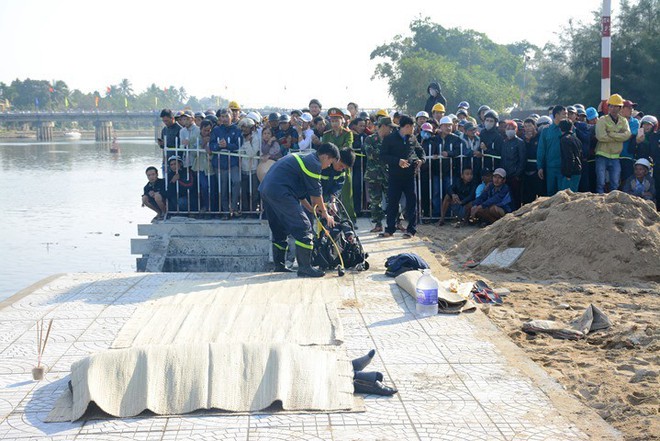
[380,115,426,238]
[424,82,447,116]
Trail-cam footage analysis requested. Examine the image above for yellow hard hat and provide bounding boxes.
[376,109,388,117]
[228,100,241,110]
[607,94,624,107]
[432,103,446,113]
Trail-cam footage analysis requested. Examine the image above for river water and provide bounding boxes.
[0,137,163,301]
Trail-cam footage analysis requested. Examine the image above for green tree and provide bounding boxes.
[371,18,534,114]
[532,0,659,115]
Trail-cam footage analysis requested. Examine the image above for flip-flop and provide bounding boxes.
[462,259,480,269]
[471,280,503,304]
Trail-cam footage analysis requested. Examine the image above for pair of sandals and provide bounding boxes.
[352,349,397,396]
[470,280,503,304]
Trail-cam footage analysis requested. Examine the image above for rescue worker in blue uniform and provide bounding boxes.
[320,148,356,202]
[259,142,340,277]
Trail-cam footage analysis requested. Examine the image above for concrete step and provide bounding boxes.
[167,237,270,256]
[163,256,271,272]
[138,221,270,238]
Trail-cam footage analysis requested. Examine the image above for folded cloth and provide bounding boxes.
[522,304,611,340]
[394,272,476,314]
[385,253,429,277]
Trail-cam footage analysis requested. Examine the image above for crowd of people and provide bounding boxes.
[141,86,659,238]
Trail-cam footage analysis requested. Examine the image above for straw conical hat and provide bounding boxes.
[257,159,276,182]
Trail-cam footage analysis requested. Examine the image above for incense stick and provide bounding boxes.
[40,319,53,358]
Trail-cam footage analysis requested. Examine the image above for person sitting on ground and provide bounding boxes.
[475,168,493,198]
[558,119,583,192]
[469,168,512,225]
[166,155,197,212]
[142,166,167,221]
[439,167,477,226]
[621,158,656,203]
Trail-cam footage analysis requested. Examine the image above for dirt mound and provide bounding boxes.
[451,191,660,283]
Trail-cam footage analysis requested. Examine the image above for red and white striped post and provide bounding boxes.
[601,0,612,113]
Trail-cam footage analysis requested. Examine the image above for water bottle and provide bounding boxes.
[415,269,438,317]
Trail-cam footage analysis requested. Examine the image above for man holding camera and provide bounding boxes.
[380,115,425,239]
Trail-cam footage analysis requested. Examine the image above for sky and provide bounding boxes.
[0,0,618,109]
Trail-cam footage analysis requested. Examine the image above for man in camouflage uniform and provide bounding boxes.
[364,117,397,232]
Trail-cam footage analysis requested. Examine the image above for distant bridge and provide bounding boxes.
[0,110,161,141]
[0,110,160,124]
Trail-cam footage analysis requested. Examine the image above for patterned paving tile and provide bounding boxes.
[331,424,420,440]
[417,422,506,440]
[0,267,598,440]
[329,396,411,427]
[248,425,332,440]
[161,427,248,441]
[79,415,167,434]
[386,364,474,402]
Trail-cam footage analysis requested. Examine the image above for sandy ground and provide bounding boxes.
[417,222,659,441]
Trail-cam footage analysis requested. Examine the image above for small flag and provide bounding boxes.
[64,97,69,108]
[124,97,128,108]
[49,87,54,93]
[95,96,99,107]
[216,97,220,106]
[106,86,111,94]
[155,97,158,107]
[35,97,39,107]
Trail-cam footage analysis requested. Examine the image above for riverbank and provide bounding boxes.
[417,221,659,441]
[0,219,619,440]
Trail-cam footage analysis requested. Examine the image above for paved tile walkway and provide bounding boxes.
[0,221,620,440]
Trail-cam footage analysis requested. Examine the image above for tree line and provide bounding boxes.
[371,0,658,117]
[0,78,228,113]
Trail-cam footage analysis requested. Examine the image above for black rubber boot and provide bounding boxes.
[273,245,293,273]
[352,349,376,372]
[296,247,325,278]
[353,371,397,396]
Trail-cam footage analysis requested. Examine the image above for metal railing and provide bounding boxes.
[158,135,544,222]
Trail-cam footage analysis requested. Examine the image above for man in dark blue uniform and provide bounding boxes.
[259,143,340,277]
[320,148,356,203]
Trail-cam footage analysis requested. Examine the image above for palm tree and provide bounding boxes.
[119,78,133,97]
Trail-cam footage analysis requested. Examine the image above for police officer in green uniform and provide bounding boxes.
[364,117,397,232]
[322,108,356,221]
[259,143,340,277]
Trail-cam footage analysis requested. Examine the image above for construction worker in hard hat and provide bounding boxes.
[228,101,241,123]
[431,103,446,125]
[594,94,631,193]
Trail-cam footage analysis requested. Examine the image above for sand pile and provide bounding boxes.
[451,191,660,283]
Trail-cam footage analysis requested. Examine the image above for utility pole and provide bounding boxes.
[601,0,612,112]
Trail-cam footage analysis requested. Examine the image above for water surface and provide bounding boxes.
[0,138,163,301]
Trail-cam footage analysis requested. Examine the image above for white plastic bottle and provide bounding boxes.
[415,269,439,317]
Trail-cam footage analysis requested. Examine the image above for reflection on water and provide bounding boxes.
[0,138,163,301]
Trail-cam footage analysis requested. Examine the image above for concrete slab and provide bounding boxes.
[0,221,621,440]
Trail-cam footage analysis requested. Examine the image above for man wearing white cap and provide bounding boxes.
[469,168,512,225]
[296,112,315,151]
[621,158,656,203]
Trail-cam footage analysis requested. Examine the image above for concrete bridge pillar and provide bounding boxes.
[95,121,114,141]
[36,121,54,141]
